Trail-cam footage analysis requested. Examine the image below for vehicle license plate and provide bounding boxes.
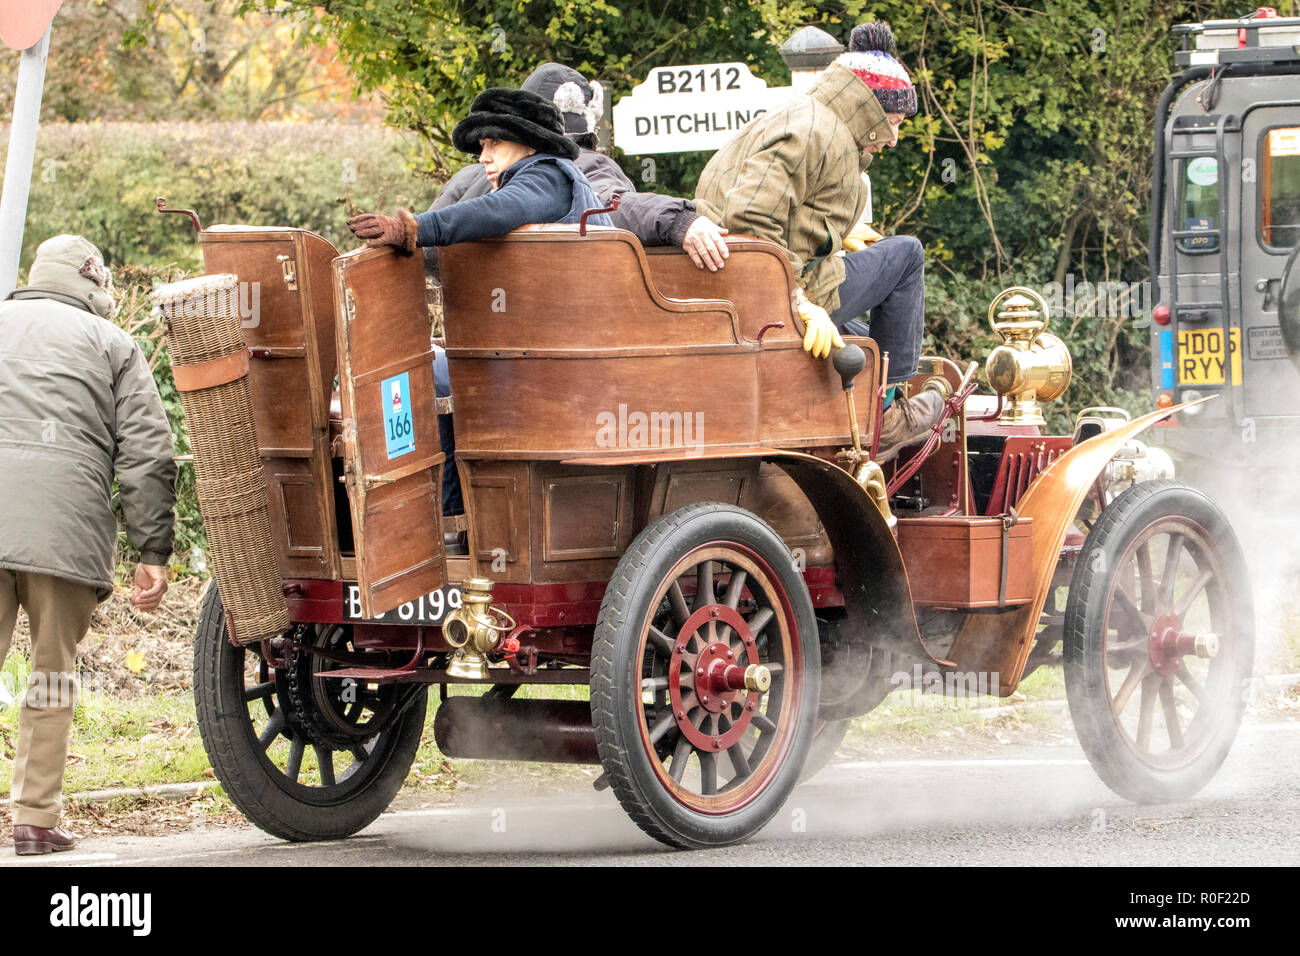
[341,584,462,624]
[1177,328,1242,385]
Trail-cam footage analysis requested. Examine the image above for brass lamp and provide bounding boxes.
[984,287,1072,426]
[443,578,514,680]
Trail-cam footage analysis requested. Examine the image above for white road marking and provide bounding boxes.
[835,758,1091,770]
[0,852,118,865]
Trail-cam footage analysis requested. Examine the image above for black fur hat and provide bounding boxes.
[452,87,579,159]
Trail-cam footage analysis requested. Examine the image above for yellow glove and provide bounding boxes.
[842,223,884,253]
[794,289,845,360]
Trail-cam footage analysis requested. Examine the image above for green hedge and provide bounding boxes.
[4,120,445,272]
[0,120,450,577]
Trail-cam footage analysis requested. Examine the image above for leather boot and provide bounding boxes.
[13,824,77,856]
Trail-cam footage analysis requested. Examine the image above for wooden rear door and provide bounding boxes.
[333,246,446,618]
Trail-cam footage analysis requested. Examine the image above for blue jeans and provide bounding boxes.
[829,235,924,384]
[433,347,463,517]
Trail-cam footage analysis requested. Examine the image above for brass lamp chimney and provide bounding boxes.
[984,287,1072,426]
[442,577,514,681]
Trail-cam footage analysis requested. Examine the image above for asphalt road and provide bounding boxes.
[7,721,1298,867]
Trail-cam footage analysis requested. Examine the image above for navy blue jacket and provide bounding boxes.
[414,154,611,247]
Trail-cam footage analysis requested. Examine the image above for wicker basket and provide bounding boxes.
[151,274,289,645]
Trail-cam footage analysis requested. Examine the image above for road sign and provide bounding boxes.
[612,62,794,154]
[0,1,62,51]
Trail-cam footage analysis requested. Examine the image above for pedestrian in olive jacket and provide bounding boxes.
[0,235,176,855]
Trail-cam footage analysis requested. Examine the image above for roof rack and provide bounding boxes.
[1174,6,1300,67]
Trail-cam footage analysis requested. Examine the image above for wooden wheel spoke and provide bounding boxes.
[1136,675,1158,752]
[727,742,752,779]
[1111,660,1148,715]
[1158,533,1185,610]
[752,712,777,735]
[699,751,718,795]
[668,736,693,783]
[1111,586,1148,634]
[314,745,336,786]
[285,737,304,782]
[1175,660,1208,707]
[647,626,675,658]
[1174,568,1213,620]
[694,561,715,612]
[649,709,677,745]
[641,675,671,693]
[1106,637,1147,662]
[244,680,275,702]
[258,709,286,750]
[668,582,690,627]
[1136,544,1156,614]
[1158,679,1185,750]
[746,606,774,638]
[723,570,748,609]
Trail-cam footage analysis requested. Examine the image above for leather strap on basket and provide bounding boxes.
[998,507,1018,608]
[172,349,251,392]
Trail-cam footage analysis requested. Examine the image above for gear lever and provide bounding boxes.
[833,344,867,453]
[832,345,895,528]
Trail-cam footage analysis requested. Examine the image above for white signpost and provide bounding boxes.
[612,62,794,155]
[0,1,64,298]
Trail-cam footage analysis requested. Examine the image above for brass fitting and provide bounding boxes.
[984,287,1072,426]
[853,459,896,530]
[442,577,515,681]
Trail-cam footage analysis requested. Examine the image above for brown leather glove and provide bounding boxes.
[346,208,418,255]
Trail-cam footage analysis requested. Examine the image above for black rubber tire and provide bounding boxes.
[1063,480,1254,804]
[193,583,427,841]
[799,719,851,781]
[591,502,820,849]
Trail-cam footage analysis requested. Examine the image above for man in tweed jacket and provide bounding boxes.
[695,21,941,461]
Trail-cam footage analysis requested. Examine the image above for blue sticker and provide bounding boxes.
[1159,330,1174,388]
[381,372,415,459]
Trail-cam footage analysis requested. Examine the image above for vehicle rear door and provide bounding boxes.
[1240,104,1300,421]
[333,246,447,618]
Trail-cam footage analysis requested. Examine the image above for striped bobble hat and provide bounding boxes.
[836,20,916,116]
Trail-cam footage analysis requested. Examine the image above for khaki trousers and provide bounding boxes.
[0,569,99,828]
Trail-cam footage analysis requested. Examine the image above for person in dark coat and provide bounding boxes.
[422,63,732,278]
[347,88,614,548]
[347,87,612,253]
[0,235,176,855]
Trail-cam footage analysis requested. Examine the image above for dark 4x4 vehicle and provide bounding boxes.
[1150,7,1300,507]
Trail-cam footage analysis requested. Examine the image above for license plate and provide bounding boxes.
[1177,328,1242,385]
[342,584,462,624]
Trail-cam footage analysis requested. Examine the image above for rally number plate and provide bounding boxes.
[342,583,462,624]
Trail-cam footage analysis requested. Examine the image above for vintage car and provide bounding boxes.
[157,203,1253,850]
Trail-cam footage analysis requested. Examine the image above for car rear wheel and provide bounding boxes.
[591,503,820,849]
[193,584,426,841]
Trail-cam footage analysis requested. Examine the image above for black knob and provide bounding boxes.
[832,344,867,390]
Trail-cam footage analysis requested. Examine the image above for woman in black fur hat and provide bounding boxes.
[347,87,611,252]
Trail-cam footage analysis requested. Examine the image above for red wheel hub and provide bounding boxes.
[667,604,760,752]
[1148,611,1219,676]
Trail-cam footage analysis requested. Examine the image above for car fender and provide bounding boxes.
[945,398,1214,695]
